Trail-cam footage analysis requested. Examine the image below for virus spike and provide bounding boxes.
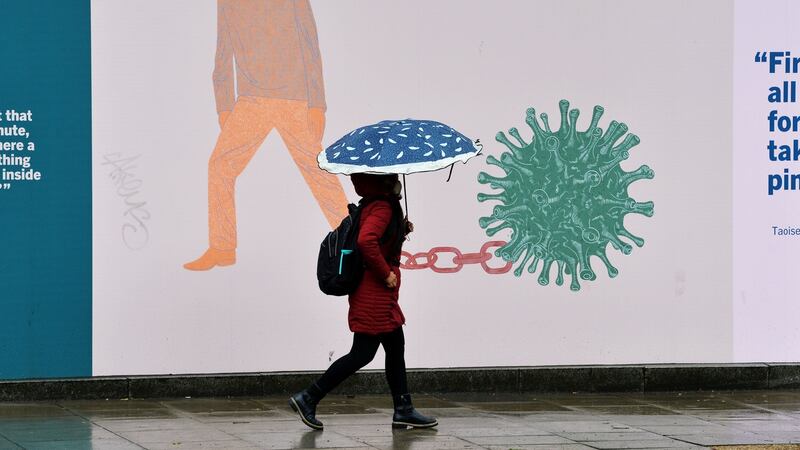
[478,215,498,229]
[485,222,513,236]
[485,155,511,174]
[540,113,552,133]
[485,154,504,166]
[578,250,596,281]
[619,164,655,186]
[598,150,629,174]
[600,122,630,152]
[597,120,619,155]
[596,247,619,278]
[603,229,632,255]
[477,172,515,191]
[599,197,632,211]
[557,99,570,138]
[629,200,655,217]
[495,131,525,159]
[525,107,547,141]
[617,226,645,248]
[564,240,594,282]
[507,127,528,147]
[479,204,510,228]
[586,105,604,133]
[514,248,535,277]
[567,109,580,149]
[478,101,654,291]
[556,260,564,286]
[566,261,581,291]
[537,258,554,285]
[528,255,541,273]
[611,133,640,156]
[477,191,508,203]
[494,203,528,220]
[580,127,603,162]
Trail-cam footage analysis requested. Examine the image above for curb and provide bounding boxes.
[0,364,796,401]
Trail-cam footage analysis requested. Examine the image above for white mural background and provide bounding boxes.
[92,0,735,376]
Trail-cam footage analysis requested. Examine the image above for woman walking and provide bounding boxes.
[290,173,437,431]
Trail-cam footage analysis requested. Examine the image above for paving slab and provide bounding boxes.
[2,392,800,448]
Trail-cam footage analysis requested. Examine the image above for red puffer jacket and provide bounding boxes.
[348,199,405,334]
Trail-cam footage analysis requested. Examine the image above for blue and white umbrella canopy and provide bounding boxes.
[318,119,481,175]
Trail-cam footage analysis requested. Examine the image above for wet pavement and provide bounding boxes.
[2,391,800,449]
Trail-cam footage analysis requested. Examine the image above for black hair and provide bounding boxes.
[384,197,407,265]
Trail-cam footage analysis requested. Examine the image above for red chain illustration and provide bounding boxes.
[400,241,512,274]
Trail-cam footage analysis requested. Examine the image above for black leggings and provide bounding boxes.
[315,327,408,397]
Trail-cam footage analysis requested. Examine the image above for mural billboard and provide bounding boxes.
[0,0,794,380]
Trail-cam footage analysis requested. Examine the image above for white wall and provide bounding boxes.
[92,0,734,376]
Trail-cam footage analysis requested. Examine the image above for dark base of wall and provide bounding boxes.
[2,364,799,401]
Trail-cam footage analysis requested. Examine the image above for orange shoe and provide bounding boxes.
[183,248,236,271]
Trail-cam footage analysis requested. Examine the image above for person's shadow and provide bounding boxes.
[298,430,321,448]
[390,427,439,450]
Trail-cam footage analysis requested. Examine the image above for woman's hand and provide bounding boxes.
[385,271,398,289]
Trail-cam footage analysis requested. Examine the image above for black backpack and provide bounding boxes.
[317,198,398,296]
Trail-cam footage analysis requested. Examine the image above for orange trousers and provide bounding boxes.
[208,97,347,250]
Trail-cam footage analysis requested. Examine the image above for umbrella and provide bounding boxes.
[318,118,482,215]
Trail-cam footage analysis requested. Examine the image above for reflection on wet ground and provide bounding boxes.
[3,391,800,448]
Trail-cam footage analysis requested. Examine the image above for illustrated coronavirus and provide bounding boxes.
[477,100,655,291]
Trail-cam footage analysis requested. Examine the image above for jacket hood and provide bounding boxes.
[351,173,397,198]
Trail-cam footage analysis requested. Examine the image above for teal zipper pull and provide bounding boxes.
[339,249,353,275]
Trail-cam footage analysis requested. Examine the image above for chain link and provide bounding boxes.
[400,241,512,274]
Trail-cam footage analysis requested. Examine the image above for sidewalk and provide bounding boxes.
[2,391,800,449]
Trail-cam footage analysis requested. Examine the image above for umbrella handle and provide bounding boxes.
[402,174,409,219]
